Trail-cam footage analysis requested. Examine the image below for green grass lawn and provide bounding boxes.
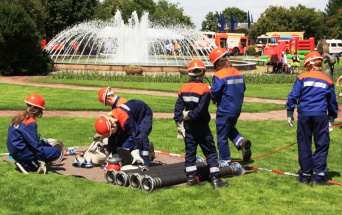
[1,78,342,215]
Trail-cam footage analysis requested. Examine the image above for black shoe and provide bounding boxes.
[297,177,310,184]
[211,176,229,189]
[149,142,155,161]
[187,175,206,186]
[240,139,252,161]
[15,162,29,174]
[311,180,331,186]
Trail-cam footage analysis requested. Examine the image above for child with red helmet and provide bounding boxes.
[286,51,338,186]
[6,94,61,174]
[95,99,153,170]
[209,48,252,165]
[173,59,228,189]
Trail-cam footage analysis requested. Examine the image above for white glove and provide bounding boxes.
[176,121,185,139]
[329,119,334,132]
[37,160,47,174]
[183,110,191,121]
[131,149,144,165]
[287,117,293,127]
[287,111,294,127]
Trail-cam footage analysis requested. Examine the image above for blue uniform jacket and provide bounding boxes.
[174,79,211,125]
[6,117,46,161]
[111,99,153,145]
[210,67,246,117]
[285,70,338,118]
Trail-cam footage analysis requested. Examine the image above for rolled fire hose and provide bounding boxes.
[47,138,64,165]
[141,162,242,192]
[116,162,185,187]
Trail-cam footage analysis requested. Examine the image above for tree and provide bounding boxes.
[248,5,325,43]
[324,0,342,38]
[43,0,98,40]
[0,2,50,75]
[201,7,247,32]
[150,0,194,27]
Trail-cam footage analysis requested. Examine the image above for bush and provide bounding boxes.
[248,45,256,56]
[0,2,51,75]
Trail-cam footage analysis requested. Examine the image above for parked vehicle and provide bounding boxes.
[326,39,342,56]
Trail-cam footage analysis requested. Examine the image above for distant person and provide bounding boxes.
[165,42,172,55]
[280,52,288,73]
[6,94,61,174]
[243,46,248,59]
[286,51,338,186]
[290,52,300,74]
[174,59,228,189]
[209,48,252,165]
[173,42,179,55]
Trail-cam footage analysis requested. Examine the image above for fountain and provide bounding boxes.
[45,11,255,73]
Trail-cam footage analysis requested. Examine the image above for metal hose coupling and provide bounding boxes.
[230,162,243,176]
[141,175,159,193]
[115,171,130,187]
[129,173,143,189]
[105,170,117,184]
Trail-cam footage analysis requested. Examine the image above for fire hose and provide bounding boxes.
[140,162,242,192]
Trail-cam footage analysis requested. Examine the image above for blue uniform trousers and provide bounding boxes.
[216,115,243,162]
[184,122,219,177]
[297,115,330,182]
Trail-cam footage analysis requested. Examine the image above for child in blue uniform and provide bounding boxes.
[286,51,338,186]
[6,94,61,174]
[174,59,228,189]
[95,99,153,170]
[209,48,252,165]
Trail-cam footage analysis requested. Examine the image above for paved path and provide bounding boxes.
[1,76,341,121]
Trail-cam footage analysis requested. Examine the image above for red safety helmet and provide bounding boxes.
[188,59,206,76]
[209,48,227,63]
[25,94,45,109]
[94,115,112,137]
[304,51,323,67]
[98,87,114,105]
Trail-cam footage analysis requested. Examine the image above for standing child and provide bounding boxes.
[286,51,338,186]
[209,48,252,165]
[174,59,228,189]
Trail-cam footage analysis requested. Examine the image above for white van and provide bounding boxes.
[326,39,342,56]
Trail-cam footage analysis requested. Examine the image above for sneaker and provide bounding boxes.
[149,142,155,161]
[240,139,252,161]
[311,180,331,186]
[187,175,206,186]
[211,176,229,189]
[15,162,29,174]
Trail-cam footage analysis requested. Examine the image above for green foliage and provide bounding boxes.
[47,70,300,85]
[325,0,342,38]
[0,1,50,75]
[127,65,142,69]
[47,71,190,83]
[201,7,247,32]
[150,0,194,28]
[248,45,256,56]
[248,5,325,42]
[43,0,98,40]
